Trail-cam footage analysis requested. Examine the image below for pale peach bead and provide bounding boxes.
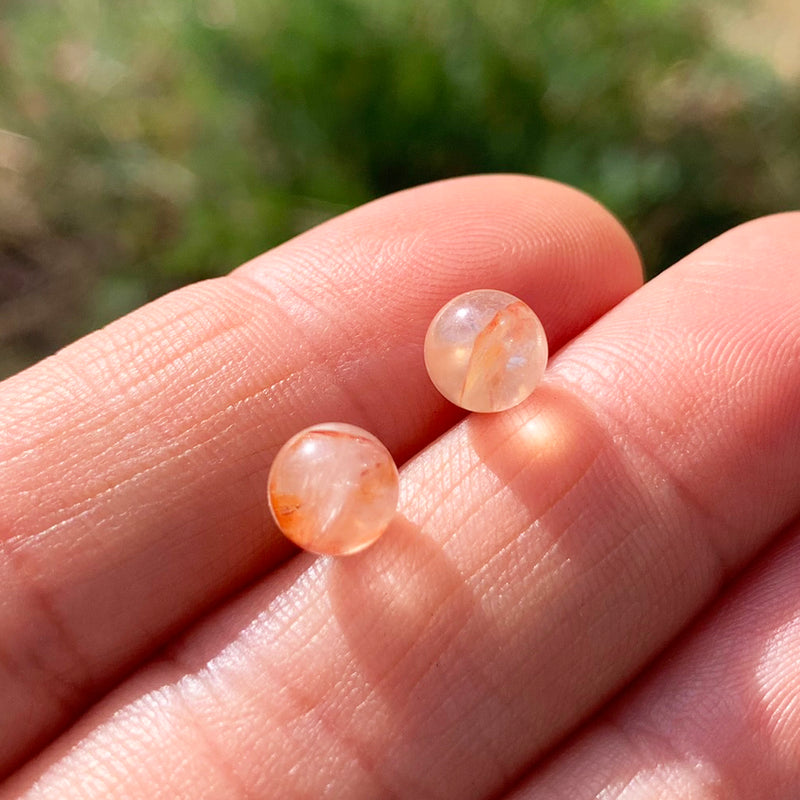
[267,423,399,556]
[424,289,548,412]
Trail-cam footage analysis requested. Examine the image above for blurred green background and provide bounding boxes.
[1,0,799,378]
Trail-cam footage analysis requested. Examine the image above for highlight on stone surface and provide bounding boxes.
[268,423,399,556]
[424,289,548,413]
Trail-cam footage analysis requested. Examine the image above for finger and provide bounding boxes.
[0,175,642,775]
[511,521,800,799]
[6,213,799,799]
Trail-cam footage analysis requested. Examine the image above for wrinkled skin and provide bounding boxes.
[1,175,800,799]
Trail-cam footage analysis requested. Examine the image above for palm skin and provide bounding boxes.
[1,175,799,799]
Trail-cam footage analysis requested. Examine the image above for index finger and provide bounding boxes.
[0,174,642,775]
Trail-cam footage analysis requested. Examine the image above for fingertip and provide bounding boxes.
[235,173,644,351]
[670,210,800,279]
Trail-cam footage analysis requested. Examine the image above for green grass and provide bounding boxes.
[1,0,798,375]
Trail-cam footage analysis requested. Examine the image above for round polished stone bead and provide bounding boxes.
[424,289,548,413]
[268,423,399,556]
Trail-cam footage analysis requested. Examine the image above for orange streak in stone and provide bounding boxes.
[314,430,372,446]
[269,491,313,545]
[358,460,394,502]
[460,301,531,408]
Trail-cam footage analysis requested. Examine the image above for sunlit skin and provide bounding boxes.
[1,176,800,798]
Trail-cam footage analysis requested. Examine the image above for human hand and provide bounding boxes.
[1,176,799,798]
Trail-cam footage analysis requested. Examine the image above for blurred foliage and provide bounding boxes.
[1,0,799,376]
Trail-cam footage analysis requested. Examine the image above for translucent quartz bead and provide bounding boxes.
[424,289,548,413]
[268,423,399,556]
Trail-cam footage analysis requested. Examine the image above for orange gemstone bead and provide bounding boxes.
[268,423,399,555]
[424,290,548,412]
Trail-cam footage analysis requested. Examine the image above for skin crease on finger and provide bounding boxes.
[2,213,800,800]
[0,175,644,776]
[510,522,800,800]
